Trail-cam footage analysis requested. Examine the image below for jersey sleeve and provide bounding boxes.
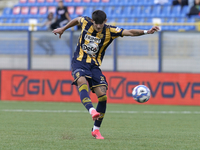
[80,16,91,26]
[80,17,85,26]
[109,26,124,39]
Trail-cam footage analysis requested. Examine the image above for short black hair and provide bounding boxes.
[92,10,107,24]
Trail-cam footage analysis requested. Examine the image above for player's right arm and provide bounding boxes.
[52,17,82,38]
[122,26,159,36]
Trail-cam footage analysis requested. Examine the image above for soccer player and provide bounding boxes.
[52,10,159,139]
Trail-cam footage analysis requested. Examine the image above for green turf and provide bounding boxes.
[0,101,200,150]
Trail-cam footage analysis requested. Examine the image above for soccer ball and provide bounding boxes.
[132,85,151,103]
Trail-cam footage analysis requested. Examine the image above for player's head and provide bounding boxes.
[92,10,107,32]
[58,0,64,8]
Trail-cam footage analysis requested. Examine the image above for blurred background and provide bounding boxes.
[0,0,200,72]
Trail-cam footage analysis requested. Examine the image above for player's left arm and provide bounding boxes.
[122,26,160,36]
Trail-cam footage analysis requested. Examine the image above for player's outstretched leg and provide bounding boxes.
[91,94,107,139]
[78,83,100,120]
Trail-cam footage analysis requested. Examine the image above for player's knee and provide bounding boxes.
[94,86,107,96]
[98,94,107,102]
[77,76,87,87]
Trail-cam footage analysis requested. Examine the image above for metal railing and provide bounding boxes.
[0,22,200,31]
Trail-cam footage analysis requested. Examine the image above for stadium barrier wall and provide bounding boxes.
[1,31,200,73]
[1,70,200,105]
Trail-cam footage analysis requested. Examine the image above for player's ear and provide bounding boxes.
[104,19,107,23]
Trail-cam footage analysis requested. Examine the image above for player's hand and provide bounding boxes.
[147,26,160,34]
[52,28,64,38]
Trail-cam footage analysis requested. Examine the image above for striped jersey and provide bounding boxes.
[73,16,124,66]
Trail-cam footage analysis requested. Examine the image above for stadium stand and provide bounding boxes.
[0,0,199,31]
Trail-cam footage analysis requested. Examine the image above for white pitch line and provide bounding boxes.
[1,109,200,114]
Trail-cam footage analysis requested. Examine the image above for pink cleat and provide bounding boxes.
[91,129,104,139]
[91,109,100,121]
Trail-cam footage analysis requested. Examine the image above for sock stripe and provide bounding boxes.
[98,95,107,102]
[78,84,88,92]
[99,113,105,119]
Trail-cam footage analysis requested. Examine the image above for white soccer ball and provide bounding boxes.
[132,85,151,103]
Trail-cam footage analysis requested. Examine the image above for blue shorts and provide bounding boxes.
[71,60,108,92]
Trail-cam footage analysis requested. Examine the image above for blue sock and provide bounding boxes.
[94,95,107,127]
[78,84,93,111]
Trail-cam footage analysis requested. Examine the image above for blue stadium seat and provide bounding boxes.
[82,6,93,16]
[21,18,29,30]
[67,6,76,18]
[131,6,141,17]
[127,0,139,5]
[63,0,80,6]
[116,18,127,29]
[181,5,189,17]
[109,0,134,6]
[33,0,46,6]
[2,8,12,17]
[171,5,181,17]
[140,6,152,17]
[186,18,196,30]
[41,6,51,17]
[176,17,185,30]
[177,17,195,31]
[103,6,113,17]
[136,0,154,6]
[104,0,119,6]
[27,0,37,6]
[106,17,115,24]
[18,0,28,6]
[160,5,171,17]
[92,0,100,3]
[160,18,168,30]
[121,6,132,17]
[145,17,153,29]
[37,0,46,3]
[12,6,21,17]
[111,6,123,18]
[166,18,178,30]
[83,0,101,6]
[75,6,84,16]
[67,0,82,6]
[26,7,39,18]
[151,5,161,17]
[82,0,91,5]
[136,18,146,29]
[126,18,134,29]
[18,0,45,6]
[144,0,154,5]
[4,18,15,30]
[13,18,23,30]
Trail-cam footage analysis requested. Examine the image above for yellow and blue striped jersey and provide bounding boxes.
[73,16,124,66]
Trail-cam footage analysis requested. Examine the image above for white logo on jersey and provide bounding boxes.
[58,10,65,15]
[82,42,99,57]
[84,34,101,43]
[115,27,121,32]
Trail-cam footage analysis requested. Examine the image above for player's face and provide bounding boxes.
[58,2,63,8]
[92,19,107,32]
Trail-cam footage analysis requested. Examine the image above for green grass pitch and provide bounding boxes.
[0,101,200,150]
